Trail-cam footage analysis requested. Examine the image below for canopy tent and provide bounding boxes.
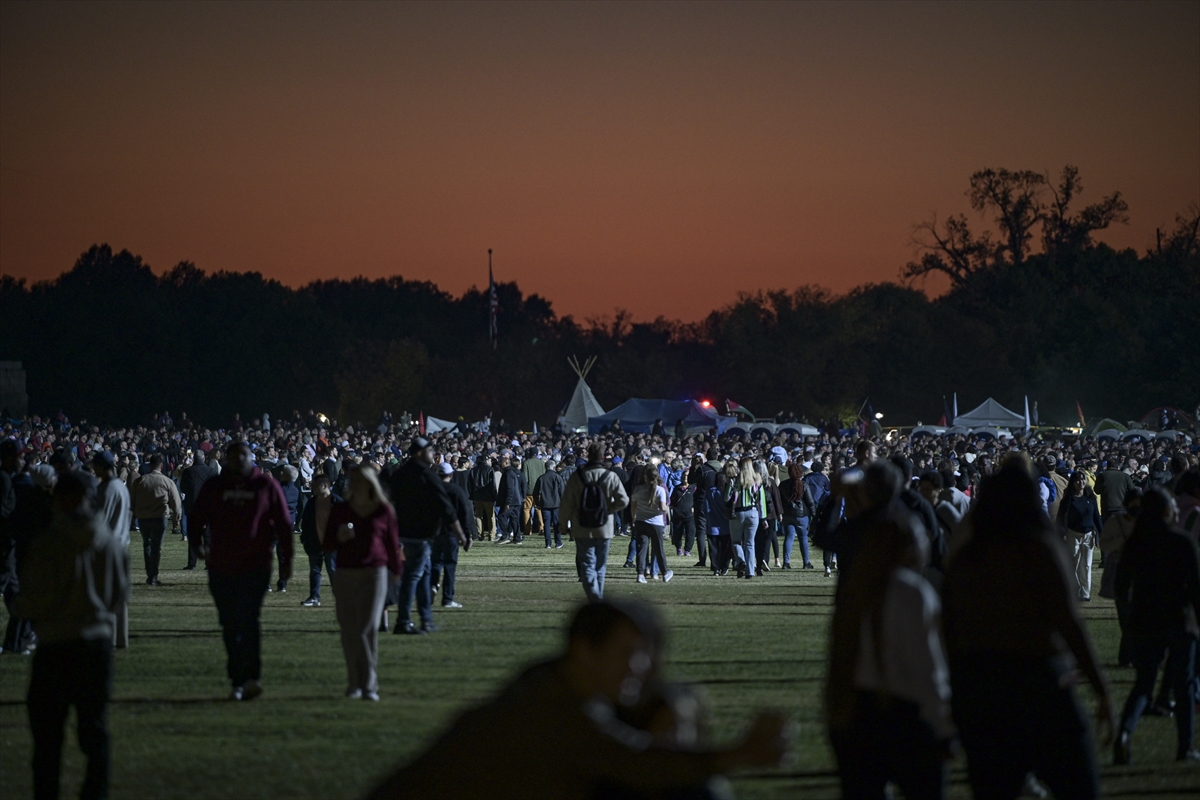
[1121,429,1156,442]
[557,356,605,433]
[1140,406,1196,431]
[588,398,736,435]
[1083,418,1127,437]
[953,398,1025,429]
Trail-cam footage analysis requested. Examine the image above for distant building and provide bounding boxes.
[0,361,29,418]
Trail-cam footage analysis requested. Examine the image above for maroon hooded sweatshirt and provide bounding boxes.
[189,466,293,575]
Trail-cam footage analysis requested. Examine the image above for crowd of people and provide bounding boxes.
[1,407,1199,799]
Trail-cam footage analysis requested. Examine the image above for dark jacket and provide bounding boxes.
[497,467,527,509]
[300,491,342,550]
[778,478,816,520]
[443,481,476,540]
[179,462,217,514]
[388,459,457,540]
[533,470,566,510]
[468,462,497,502]
[279,480,302,532]
[1115,524,1200,638]
[1057,494,1103,535]
[898,487,946,573]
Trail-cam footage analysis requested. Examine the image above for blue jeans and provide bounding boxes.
[397,539,433,627]
[731,509,759,575]
[783,517,810,566]
[208,568,270,687]
[575,539,610,602]
[1119,631,1197,756]
[542,508,561,547]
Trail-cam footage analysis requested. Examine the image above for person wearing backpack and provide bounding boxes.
[727,458,766,580]
[560,443,630,602]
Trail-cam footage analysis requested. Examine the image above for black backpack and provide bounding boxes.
[577,467,613,528]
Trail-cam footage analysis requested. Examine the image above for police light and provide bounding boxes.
[700,400,711,408]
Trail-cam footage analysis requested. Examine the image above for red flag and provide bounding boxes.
[937,414,947,426]
[419,411,426,436]
[1076,400,1085,428]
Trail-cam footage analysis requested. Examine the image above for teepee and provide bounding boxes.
[558,356,605,433]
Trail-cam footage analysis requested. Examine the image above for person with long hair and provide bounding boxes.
[705,462,735,576]
[630,467,673,584]
[779,462,816,569]
[324,463,404,701]
[727,458,765,580]
[826,517,952,798]
[1112,487,1200,764]
[1057,470,1104,601]
[753,460,784,574]
[943,459,1113,799]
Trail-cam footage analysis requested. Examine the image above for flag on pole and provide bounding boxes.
[419,411,426,436]
[488,249,498,351]
[942,395,951,427]
[1076,400,1085,429]
[952,393,958,423]
[726,399,752,417]
[1024,395,1031,433]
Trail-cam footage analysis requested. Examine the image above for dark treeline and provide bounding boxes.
[2,167,1198,429]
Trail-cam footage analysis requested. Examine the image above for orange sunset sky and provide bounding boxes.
[2,1,1197,321]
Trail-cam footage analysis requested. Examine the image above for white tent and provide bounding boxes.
[953,398,1025,429]
[558,356,605,433]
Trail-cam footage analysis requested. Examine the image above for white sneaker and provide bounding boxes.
[346,688,363,699]
[363,691,380,702]
[663,570,674,583]
[442,600,463,608]
[229,686,244,701]
[637,574,647,584]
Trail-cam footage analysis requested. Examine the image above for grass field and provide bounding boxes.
[1,535,1197,799]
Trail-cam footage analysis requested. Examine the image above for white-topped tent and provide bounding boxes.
[953,398,1026,429]
[557,356,605,433]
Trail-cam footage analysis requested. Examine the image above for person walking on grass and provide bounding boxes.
[630,466,672,585]
[561,442,629,602]
[826,516,953,799]
[93,452,132,649]
[129,453,182,586]
[432,461,474,609]
[189,441,294,701]
[1113,487,1200,765]
[534,463,566,549]
[727,457,765,580]
[779,462,816,570]
[325,463,403,701]
[387,437,467,635]
[1057,471,1103,602]
[18,472,128,800]
[299,472,340,608]
[943,459,1114,800]
[179,450,217,571]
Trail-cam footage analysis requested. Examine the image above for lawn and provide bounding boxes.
[1,536,1195,799]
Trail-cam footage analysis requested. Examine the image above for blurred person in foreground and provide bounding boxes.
[93,451,132,649]
[943,457,1113,800]
[364,600,792,800]
[18,472,129,800]
[826,514,953,799]
[1112,486,1200,764]
[189,441,293,701]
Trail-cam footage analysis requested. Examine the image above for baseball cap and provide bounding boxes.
[437,462,453,475]
[92,450,115,468]
[409,436,432,454]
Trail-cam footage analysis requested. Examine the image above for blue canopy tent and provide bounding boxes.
[588,399,736,435]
